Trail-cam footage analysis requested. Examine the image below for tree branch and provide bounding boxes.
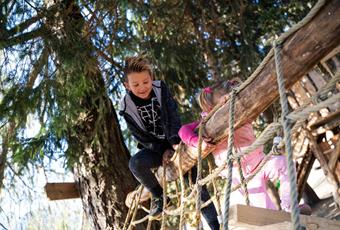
[0,26,46,49]
[27,46,49,89]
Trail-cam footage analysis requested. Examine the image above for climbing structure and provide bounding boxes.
[123,0,340,229]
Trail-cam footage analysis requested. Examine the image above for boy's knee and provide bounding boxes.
[129,157,142,173]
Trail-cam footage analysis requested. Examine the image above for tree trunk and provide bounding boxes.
[49,1,144,229]
[73,98,137,229]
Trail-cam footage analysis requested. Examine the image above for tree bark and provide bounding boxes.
[47,1,144,229]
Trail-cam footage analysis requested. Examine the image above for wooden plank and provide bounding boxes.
[321,45,340,64]
[301,76,317,96]
[309,109,340,131]
[45,182,80,200]
[229,204,340,230]
[308,70,327,90]
[291,82,311,106]
[297,149,316,202]
[328,138,340,174]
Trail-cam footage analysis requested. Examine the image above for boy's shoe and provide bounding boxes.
[149,197,164,218]
[299,204,312,216]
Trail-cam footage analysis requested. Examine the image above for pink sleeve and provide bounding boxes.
[178,121,200,147]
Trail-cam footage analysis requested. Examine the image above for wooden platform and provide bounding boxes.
[229,204,340,230]
[45,182,80,200]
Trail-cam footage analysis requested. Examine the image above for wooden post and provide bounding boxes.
[305,131,340,206]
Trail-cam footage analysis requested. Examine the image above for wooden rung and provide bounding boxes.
[45,182,80,200]
[229,204,340,230]
[310,109,340,130]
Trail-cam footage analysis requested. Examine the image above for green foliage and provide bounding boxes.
[0,0,316,170]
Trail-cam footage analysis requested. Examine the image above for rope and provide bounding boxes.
[126,185,144,230]
[161,163,167,230]
[312,71,340,103]
[195,125,204,229]
[163,150,276,217]
[236,156,250,205]
[208,158,223,226]
[178,144,187,230]
[198,122,281,186]
[222,89,236,230]
[287,93,340,121]
[234,122,282,158]
[274,41,302,230]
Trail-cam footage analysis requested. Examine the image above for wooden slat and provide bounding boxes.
[309,109,340,131]
[291,82,311,106]
[321,45,340,64]
[308,70,327,90]
[45,182,80,200]
[301,76,317,96]
[229,204,340,230]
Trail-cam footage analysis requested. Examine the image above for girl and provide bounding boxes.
[179,79,291,211]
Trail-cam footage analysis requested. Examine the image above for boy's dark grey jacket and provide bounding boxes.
[119,80,181,153]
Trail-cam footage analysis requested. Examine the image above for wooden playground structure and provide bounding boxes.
[45,0,340,229]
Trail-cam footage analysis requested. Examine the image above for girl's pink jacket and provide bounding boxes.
[178,121,265,175]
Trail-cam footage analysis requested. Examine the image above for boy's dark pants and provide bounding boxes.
[129,148,219,228]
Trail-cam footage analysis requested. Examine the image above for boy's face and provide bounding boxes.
[125,70,153,99]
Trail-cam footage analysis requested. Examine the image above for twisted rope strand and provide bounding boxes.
[222,89,236,230]
[274,42,302,230]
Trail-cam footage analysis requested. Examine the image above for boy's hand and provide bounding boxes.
[163,149,174,165]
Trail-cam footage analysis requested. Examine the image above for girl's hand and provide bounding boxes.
[163,149,174,165]
[201,140,214,150]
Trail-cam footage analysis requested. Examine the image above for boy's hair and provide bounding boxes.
[197,78,242,112]
[123,55,153,82]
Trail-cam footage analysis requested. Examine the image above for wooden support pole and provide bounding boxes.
[296,148,316,202]
[45,182,80,200]
[305,131,340,206]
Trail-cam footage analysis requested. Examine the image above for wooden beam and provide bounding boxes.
[203,0,340,140]
[45,182,80,200]
[309,109,340,131]
[229,204,340,230]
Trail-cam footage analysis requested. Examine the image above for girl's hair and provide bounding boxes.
[123,55,153,82]
[197,78,242,112]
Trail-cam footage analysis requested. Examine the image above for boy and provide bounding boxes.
[119,56,219,229]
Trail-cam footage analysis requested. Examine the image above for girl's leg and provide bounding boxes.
[186,166,219,230]
[262,155,291,211]
[128,148,163,198]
